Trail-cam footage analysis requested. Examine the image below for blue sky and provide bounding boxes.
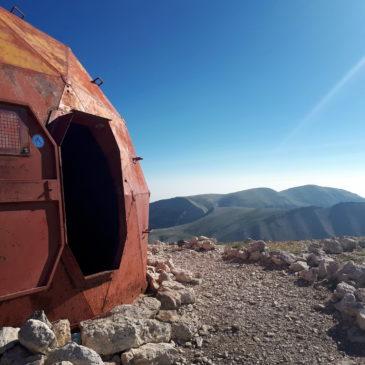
[3,0,365,201]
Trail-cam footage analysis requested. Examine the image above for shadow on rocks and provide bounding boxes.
[327,322,365,357]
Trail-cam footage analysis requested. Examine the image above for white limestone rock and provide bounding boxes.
[323,239,343,254]
[172,269,198,284]
[110,296,161,319]
[156,310,180,323]
[171,319,196,343]
[333,282,356,300]
[120,342,177,365]
[289,261,309,272]
[156,290,182,310]
[318,258,340,280]
[247,240,266,253]
[45,342,103,365]
[334,293,361,317]
[298,268,318,283]
[0,327,19,354]
[80,317,171,355]
[52,320,71,347]
[19,319,56,354]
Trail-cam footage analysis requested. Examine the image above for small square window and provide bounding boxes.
[0,106,30,156]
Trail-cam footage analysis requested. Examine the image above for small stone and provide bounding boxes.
[340,238,358,252]
[80,317,171,355]
[0,327,19,354]
[289,261,309,272]
[270,251,296,266]
[121,342,177,365]
[299,268,318,283]
[19,319,56,354]
[111,296,161,319]
[147,272,160,293]
[45,342,103,365]
[171,319,196,342]
[313,303,325,312]
[0,344,30,364]
[179,288,196,305]
[323,239,343,254]
[248,251,262,262]
[247,240,266,253]
[156,310,180,323]
[231,324,240,333]
[158,271,175,284]
[71,332,81,345]
[157,290,182,310]
[334,293,360,316]
[357,308,365,330]
[201,240,216,251]
[333,282,356,300]
[172,269,196,284]
[30,311,52,330]
[52,320,71,347]
[355,288,365,302]
[318,259,339,280]
[195,337,203,348]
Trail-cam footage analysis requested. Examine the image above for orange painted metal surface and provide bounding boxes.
[0,7,149,326]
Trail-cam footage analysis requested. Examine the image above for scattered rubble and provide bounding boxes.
[175,236,217,252]
[3,235,365,364]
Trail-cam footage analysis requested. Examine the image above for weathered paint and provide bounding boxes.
[0,7,149,326]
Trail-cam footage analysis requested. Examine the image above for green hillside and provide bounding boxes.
[149,185,365,242]
[150,202,365,242]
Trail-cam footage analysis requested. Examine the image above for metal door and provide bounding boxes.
[0,102,64,301]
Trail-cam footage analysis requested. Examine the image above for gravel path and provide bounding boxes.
[163,247,364,365]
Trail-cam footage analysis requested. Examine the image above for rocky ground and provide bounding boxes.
[2,236,365,364]
[169,246,353,364]
[151,236,365,365]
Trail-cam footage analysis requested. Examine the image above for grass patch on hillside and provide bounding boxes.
[267,241,307,254]
[335,250,365,264]
[221,240,307,254]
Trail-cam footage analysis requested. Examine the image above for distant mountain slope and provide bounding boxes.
[150,185,365,230]
[149,197,209,229]
[218,188,295,208]
[150,202,365,242]
[280,185,365,207]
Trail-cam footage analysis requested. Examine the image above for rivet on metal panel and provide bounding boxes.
[10,6,25,19]
[91,77,104,87]
[132,156,143,163]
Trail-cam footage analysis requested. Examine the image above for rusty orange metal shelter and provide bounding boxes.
[0,7,149,326]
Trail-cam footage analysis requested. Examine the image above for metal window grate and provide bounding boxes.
[0,107,29,155]
[0,110,22,150]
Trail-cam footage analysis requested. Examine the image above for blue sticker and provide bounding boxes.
[32,134,45,149]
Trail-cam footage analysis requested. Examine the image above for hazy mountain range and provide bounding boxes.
[149,185,365,242]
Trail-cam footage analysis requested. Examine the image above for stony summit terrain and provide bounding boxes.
[2,236,365,364]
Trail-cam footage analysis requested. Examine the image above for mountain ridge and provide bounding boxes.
[149,185,365,242]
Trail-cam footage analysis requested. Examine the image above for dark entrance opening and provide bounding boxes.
[61,122,120,276]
